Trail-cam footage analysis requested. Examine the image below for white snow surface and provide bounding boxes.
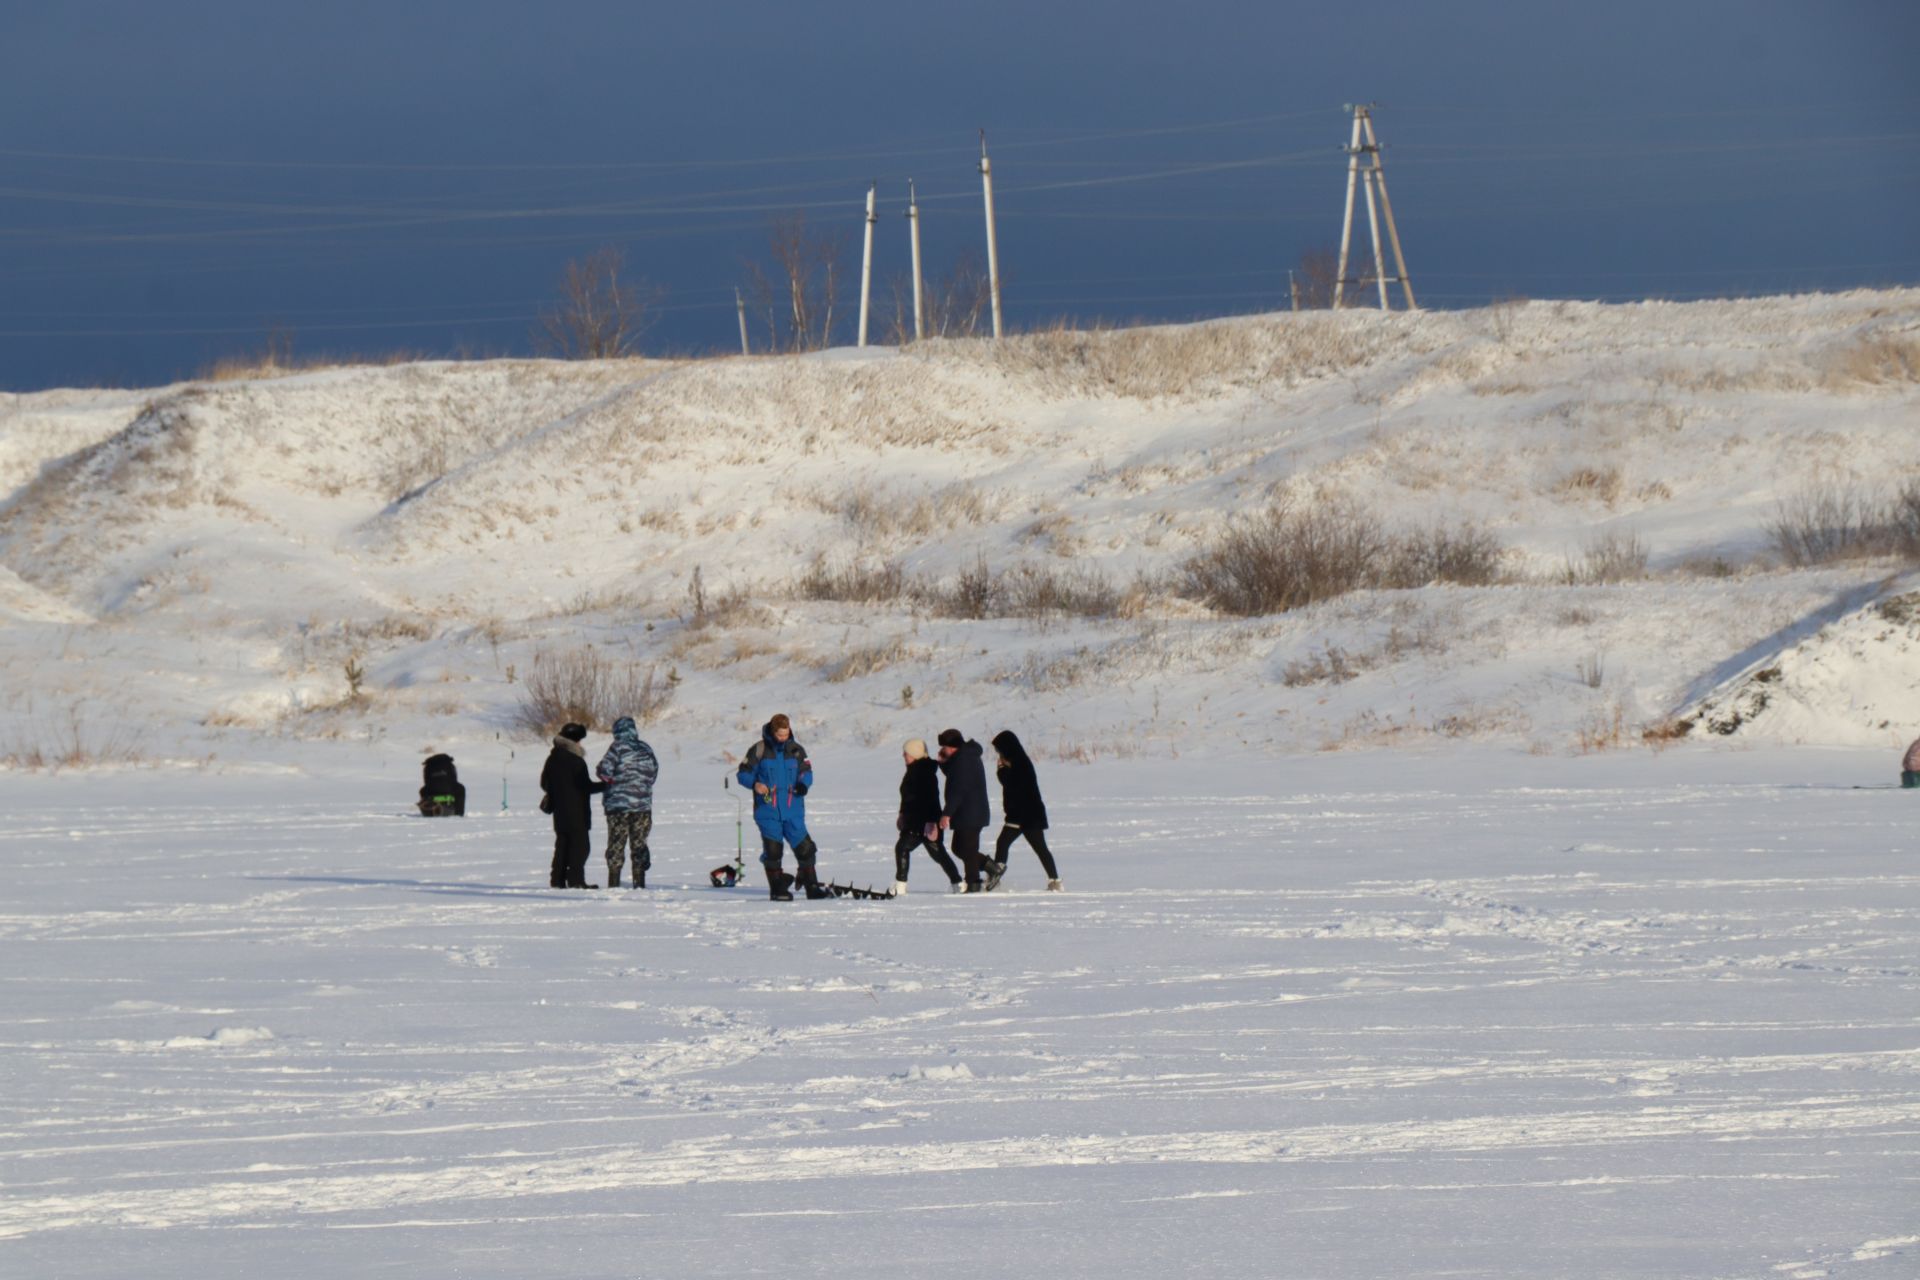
[3,293,1920,1274]
[0,749,1916,1278]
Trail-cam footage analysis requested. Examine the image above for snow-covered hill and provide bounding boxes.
[2,289,1917,764]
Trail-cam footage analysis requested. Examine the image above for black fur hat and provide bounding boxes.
[559,723,588,741]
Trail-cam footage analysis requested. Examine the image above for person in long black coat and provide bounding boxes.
[936,728,992,891]
[540,723,607,888]
[895,739,962,893]
[987,729,1061,891]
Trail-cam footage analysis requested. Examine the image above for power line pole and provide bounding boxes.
[906,179,925,343]
[735,287,750,355]
[979,131,1004,339]
[1289,269,1300,312]
[1333,104,1417,311]
[857,182,877,348]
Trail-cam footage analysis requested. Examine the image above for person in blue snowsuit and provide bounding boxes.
[736,713,822,900]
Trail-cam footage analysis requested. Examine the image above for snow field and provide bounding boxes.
[1,746,1915,1277]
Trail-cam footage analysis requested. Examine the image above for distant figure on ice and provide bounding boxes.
[1904,735,1920,789]
[541,723,607,889]
[988,730,1062,892]
[894,739,962,895]
[936,728,992,892]
[738,714,824,900]
[417,753,466,816]
[596,716,659,888]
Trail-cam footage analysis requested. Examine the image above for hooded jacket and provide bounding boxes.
[939,738,991,830]
[991,730,1049,830]
[737,722,813,841]
[540,735,606,832]
[596,716,659,814]
[419,753,466,815]
[898,756,943,831]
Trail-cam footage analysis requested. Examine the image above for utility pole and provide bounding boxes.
[979,131,1004,339]
[735,287,750,355]
[1289,269,1300,312]
[858,182,877,348]
[906,179,925,343]
[1333,104,1417,311]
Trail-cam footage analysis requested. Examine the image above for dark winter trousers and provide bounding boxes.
[949,826,986,889]
[606,810,652,884]
[894,829,963,885]
[994,825,1059,880]
[550,824,591,887]
[762,836,819,884]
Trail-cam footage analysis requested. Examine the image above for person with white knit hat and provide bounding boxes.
[894,739,963,893]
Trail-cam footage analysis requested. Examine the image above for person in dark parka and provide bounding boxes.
[894,739,963,894]
[418,753,466,816]
[936,728,992,891]
[540,723,608,888]
[987,729,1061,891]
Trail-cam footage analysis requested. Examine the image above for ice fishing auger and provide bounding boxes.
[711,773,749,887]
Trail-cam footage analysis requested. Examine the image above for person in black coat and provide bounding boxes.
[936,728,992,891]
[540,723,608,888]
[894,739,963,894]
[987,730,1061,891]
[418,753,466,816]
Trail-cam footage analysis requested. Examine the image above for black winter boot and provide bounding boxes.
[767,868,794,901]
[607,866,622,888]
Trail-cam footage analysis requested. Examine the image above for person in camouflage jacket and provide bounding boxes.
[596,716,659,888]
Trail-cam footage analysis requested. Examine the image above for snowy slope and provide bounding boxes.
[1,290,1917,763]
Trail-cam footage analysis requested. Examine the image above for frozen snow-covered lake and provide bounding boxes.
[2,747,1916,1278]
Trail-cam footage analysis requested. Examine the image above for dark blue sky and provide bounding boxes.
[1,1,1915,390]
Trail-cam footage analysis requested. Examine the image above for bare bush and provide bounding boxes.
[1767,481,1899,566]
[1563,531,1649,584]
[916,559,1122,621]
[1821,333,1920,387]
[1282,644,1367,687]
[1184,501,1508,616]
[3,703,146,771]
[513,647,672,737]
[1182,498,1383,616]
[1376,523,1505,589]
[824,636,920,683]
[796,556,909,603]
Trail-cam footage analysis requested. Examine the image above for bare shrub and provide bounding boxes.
[825,637,919,683]
[928,555,1003,620]
[1554,465,1624,506]
[514,647,672,737]
[830,480,1000,542]
[796,556,909,603]
[1573,701,1628,754]
[1182,498,1382,616]
[1767,481,1897,566]
[1891,480,1920,559]
[739,212,846,353]
[1002,563,1119,619]
[3,702,146,771]
[1282,644,1367,687]
[681,566,770,631]
[1821,333,1920,387]
[1563,531,1649,584]
[1575,652,1607,689]
[1376,523,1505,589]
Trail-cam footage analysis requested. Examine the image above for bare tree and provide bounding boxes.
[535,247,664,359]
[1293,243,1341,310]
[740,212,847,352]
[926,248,991,338]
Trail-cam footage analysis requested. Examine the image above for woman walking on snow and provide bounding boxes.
[737,713,824,900]
[895,739,963,895]
[596,716,659,888]
[986,730,1061,892]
